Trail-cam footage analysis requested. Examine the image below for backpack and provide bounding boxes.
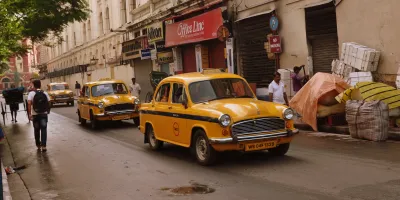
[33,90,49,113]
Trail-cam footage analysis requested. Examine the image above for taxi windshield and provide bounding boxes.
[51,84,68,90]
[91,83,128,97]
[189,78,254,103]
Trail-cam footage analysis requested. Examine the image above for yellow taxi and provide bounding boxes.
[47,82,74,106]
[139,71,298,165]
[77,78,140,129]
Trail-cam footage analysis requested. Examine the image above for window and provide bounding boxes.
[99,12,104,35]
[73,32,77,46]
[87,20,92,41]
[66,35,69,51]
[189,78,254,104]
[83,23,87,43]
[142,29,147,36]
[105,7,110,32]
[130,0,136,11]
[91,83,128,97]
[51,84,69,90]
[84,86,90,97]
[121,0,127,24]
[172,83,186,104]
[2,78,10,89]
[155,83,170,102]
[19,63,23,71]
[134,31,140,38]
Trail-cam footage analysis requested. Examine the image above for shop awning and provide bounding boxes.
[235,9,274,23]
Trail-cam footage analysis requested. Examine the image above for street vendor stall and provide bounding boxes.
[289,73,350,131]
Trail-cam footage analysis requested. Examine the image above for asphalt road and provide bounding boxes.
[3,101,400,200]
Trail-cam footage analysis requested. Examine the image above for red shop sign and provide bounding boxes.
[165,8,223,47]
[270,35,282,53]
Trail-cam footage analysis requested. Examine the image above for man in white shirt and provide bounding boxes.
[129,78,141,98]
[27,79,51,152]
[268,72,289,105]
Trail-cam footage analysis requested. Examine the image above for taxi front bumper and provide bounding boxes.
[50,97,74,103]
[209,129,299,144]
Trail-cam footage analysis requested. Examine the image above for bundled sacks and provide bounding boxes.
[346,100,389,142]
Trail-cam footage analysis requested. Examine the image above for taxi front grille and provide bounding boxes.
[105,103,135,112]
[56,95,70,98]
[231,118,285,137]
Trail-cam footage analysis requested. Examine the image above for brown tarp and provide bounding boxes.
[289,72,350,131]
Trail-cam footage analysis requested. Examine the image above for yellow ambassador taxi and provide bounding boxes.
[139,70,298,165]
[77,78,140,129]
[47,82,74,107]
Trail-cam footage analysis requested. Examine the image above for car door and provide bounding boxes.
[80,86,91,119]
[168,82,189,146]
[152,82,172,141]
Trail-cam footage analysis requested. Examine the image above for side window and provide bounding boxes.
[85,86,90,97]
[172,83,186,104]
[155,83,171,103]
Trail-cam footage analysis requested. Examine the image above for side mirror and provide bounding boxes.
[182,99,188,109]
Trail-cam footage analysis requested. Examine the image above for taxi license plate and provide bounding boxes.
[245,140,277,151]
[112,115,130,121]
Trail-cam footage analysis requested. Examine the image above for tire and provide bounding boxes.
[78,110,86,125]
[193,130,217,166]
[268,143,290,156]
[90,111,98,129]
[133,117,140,126]
[147,125,163,151]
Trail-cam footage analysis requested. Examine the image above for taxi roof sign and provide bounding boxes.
[201,68,227,74]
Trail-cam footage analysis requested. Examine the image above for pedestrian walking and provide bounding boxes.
[75,81,81,97]
[291,65,309,95]
[129,78,141,98]
[27,79,51,152]
[9,84,19,123]
[268,72,289,105]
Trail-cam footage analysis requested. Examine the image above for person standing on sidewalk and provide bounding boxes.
[75,81,81,97]
[268,72,289,105]
[9,84,20,123]
[291,65,308,95]
[27,79,51,152]
[129,78,141,98]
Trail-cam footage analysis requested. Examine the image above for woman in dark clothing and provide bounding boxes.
[9,84,19,122]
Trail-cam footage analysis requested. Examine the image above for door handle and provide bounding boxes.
[172,114,179,117]
[168,106,172,109]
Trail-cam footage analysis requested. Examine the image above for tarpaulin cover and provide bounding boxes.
[336,82,400,109]
[289,73,350,131]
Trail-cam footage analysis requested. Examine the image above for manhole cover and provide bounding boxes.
[161,183,215,195]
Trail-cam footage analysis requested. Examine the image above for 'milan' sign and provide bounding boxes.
[165,8,223,47]
[147,22,164,43]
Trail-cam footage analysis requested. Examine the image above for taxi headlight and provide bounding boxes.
[283,108,294,120]
[218,114,231,127]
[134,98,140,105]
[69,92,74,96]
[98,102,104,109]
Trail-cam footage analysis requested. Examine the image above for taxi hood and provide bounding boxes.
[191,98,287,122]
[99,94,136,104]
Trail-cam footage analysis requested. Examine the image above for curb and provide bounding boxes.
[1,160,12,200]
[295,123,400,141]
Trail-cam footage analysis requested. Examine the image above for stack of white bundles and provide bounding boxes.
[342,64,356,80]
[395,65,400,89]
[277,69,295,98]
[348,72,373,86]
[341,42,380,71]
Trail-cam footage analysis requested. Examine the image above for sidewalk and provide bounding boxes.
[294,119,400,141]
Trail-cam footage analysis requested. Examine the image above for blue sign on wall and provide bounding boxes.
[141,49,151,60]
[269,16,279,32]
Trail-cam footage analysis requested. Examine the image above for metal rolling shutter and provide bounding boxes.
[306,2,338,73]
[237,14,275,88]
[311,36,339,73]
[134,59,153,101]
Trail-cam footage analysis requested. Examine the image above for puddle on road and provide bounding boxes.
[161,183,215,195]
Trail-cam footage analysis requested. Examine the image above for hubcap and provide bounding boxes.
[149,130,156,147]
[196,137,208,161]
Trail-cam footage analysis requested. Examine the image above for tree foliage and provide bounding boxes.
[0,0,90,68]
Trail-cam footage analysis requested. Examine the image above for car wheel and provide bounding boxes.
[78,110,86,125]
[147,125,163,150]
[268,143,290,156]
[90,111,98,129]
[133,117,140,126]
[193,130,217,166]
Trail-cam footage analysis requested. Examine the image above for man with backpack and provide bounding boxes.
[27,79,51,152]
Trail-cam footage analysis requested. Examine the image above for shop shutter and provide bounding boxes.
[237,14,275,88]
[311,36,339,73]
[306,2,338,73]
[133,59,153,101]
[182,45,196,73]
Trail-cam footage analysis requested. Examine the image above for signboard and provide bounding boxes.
[122,37,149,60]
[269,35,282,53]
[269,16,279,32]
[140,49,151,60]
[165,8,223,47]
[147,22,164,43]
[157,51,174,64]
